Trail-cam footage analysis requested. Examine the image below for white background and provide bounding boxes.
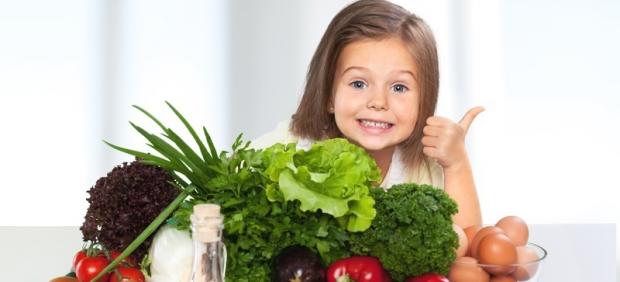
[0,0,618,274]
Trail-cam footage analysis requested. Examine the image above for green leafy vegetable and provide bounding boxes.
[349,183,459,281]
[169,139,361,281]
[259,139,381,232]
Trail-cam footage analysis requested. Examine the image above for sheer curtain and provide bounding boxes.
[0,0,230,226]
[0,0,96,225]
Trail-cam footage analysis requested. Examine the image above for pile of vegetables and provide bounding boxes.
[69,102,459,282]
[268,184,457,282]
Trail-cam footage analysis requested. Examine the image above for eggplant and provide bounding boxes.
[272,245,326,282]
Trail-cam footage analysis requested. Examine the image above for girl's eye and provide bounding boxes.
[350,80,367,89]
[392,84,409,93]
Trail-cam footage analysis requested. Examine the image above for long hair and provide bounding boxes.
[291,0,439,171]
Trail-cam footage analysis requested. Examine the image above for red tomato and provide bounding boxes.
[109,267,145,282]
[72,250,88,270]
[109,251,137,267]
[75,256,110,282]
[406,273,449,282]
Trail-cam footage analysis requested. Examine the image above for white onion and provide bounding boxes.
[147,225,193,282]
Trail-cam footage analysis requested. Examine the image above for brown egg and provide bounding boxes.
[464,225,482,256]
[490,275,517,282]
[496,216,529,246]
[471,226,504,258]
[477,233,518,275]
[453,224,469,257]
[513,245,540,280]
[449,256,490,282]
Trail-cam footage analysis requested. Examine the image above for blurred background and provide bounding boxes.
[0,0,618,272]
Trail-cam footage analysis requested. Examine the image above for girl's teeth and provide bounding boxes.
[361,120,390,128]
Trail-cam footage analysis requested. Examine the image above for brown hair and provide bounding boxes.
[291,0,439,171]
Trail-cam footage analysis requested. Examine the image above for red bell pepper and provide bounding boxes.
[405,272,449,282]
[327,256,391,282]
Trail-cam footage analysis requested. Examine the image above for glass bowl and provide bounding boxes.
[449,242,547,282]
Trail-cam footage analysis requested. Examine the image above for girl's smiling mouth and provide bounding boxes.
[357,118,394,132]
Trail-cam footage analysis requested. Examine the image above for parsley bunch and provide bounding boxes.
[173,198,351,281]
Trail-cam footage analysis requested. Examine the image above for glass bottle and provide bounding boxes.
[190,204,226,282]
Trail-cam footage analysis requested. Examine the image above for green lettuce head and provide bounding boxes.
[260,138,381,232]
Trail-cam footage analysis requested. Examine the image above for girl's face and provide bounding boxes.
[332,36,420,154]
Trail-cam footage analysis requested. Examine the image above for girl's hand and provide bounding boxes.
[421,107,484,172]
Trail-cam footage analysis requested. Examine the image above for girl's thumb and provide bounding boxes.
[458,106,485,133]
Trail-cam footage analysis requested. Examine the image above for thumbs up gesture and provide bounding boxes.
[422,107,484,171]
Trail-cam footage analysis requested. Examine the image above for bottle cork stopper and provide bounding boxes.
[193,204,221,218]
[191,204,223,243]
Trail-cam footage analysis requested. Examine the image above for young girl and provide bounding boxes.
[252,0,483,228]
[147,2,483,279]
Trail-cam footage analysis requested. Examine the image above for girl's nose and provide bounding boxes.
[367,89,388,111]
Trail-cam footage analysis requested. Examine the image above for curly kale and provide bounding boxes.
[349,183,459,281]
[81,159,180,261]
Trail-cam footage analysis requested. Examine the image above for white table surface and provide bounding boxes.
[0,224,617,281]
